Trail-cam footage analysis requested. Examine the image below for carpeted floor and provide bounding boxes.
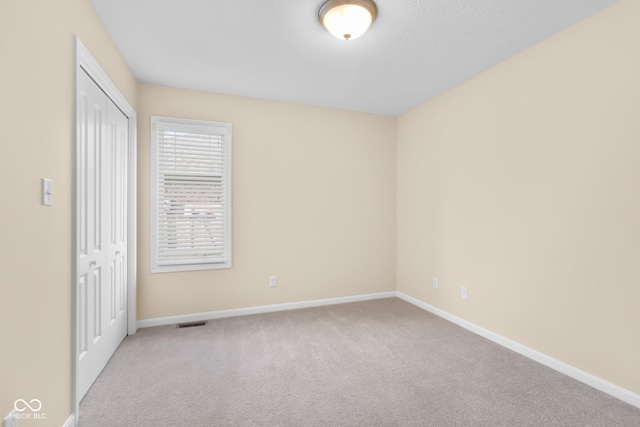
[78,298,640,426]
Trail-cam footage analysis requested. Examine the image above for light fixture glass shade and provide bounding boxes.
[319,0,377,41]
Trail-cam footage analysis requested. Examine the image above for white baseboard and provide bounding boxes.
[62,414,75,427]
[396,291,640,409]
[137,291,396,329]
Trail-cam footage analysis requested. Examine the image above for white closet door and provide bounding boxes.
[104,97,128,360]
[76,69,128,400]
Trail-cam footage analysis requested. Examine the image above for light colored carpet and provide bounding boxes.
[78,298,640,426]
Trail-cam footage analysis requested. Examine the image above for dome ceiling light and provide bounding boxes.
[318,0,378,41]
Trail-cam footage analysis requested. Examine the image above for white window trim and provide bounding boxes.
[150,115,232,273]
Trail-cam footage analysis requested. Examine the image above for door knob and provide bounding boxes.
[90,261,97,267]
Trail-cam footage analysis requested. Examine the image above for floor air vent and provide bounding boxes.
[177,321,208,329]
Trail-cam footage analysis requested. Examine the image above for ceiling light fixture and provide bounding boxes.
[318,0,378,41]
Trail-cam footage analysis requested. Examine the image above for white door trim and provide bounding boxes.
[73,36,137,422]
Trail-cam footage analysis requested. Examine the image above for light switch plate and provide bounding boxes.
[42,178,52,206]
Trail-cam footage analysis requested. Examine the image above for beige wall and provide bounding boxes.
[137,84,397,319]
[397,0,640,395]
[0,1,137,425]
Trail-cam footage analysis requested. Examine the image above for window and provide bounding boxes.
[150,116,232,272]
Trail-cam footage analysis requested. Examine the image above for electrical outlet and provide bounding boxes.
[432,277,439,290]
[269,275,277,288]
[460,286,468,301]
[3,409,18,427]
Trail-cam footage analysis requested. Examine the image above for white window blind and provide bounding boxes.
[151,116,232,272]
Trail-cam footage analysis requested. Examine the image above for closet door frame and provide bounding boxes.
[73,37,137,420]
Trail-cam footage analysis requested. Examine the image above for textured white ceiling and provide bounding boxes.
[89,0,619,116]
